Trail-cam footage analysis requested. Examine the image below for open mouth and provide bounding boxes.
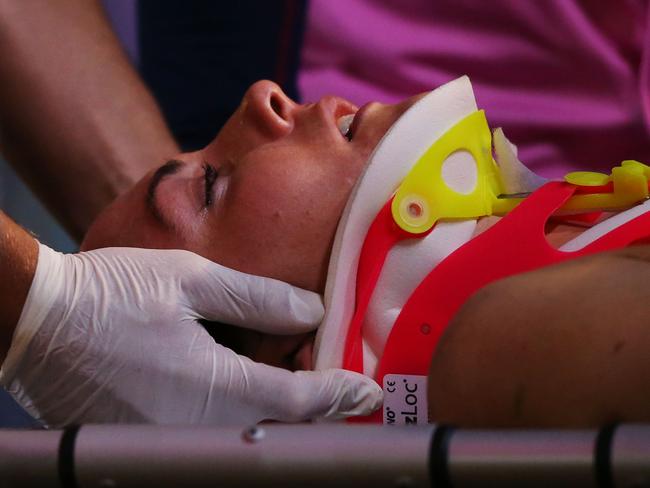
[337,102,376,142]
[337,114,356,141]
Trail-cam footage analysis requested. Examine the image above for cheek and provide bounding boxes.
[248,158,356,236]
[213,159,357,289]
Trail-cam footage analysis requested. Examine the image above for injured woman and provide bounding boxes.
[81,76,650,428]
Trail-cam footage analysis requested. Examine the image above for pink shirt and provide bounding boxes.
[299,0,650,177]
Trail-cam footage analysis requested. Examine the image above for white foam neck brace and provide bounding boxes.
[313,76,484,375]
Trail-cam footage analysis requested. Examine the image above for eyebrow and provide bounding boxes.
[146,159,184,227]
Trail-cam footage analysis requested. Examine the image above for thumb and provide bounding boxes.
[282,369,383,422]
[238,362,383,423]
[183,257,324,334]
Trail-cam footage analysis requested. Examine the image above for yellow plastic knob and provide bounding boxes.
[564,171,610,187]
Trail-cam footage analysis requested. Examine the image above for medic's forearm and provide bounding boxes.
[0,0,179,241]
[0,211,38,365]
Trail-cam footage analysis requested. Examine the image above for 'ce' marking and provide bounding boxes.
[386,380,396,393]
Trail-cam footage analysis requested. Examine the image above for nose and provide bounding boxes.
[242,80,298,139]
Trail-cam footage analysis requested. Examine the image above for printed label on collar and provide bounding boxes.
[383,374,428,425]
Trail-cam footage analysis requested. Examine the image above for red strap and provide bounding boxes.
[342,200,431,424]
[342,199,414,373]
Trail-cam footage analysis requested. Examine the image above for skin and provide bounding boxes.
[428,248,650,427]
[0,0,178,240]
[82,81,424,290]
[0,211,38,364]
[82,80,423,368]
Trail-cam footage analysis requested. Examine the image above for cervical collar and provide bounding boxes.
[314,76,650,426]
[313,76,544,377]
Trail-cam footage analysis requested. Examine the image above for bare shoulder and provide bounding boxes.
[427,248,650,427]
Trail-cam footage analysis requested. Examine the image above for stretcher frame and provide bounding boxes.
[1,423,649,487]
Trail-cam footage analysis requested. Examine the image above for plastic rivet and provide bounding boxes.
[420,323,431,335]
[242,426,265,443]
[398,195,429,230]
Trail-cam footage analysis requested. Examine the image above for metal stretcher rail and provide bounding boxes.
[1,423,649,487]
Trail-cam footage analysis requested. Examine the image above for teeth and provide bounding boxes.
[337,114,355,136]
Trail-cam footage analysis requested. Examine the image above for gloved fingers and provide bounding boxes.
[181,254,324,334]
[233,359,383,423]
[268,368,383,422]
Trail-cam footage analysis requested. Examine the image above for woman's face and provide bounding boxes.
[82,80,423,292]
[82,81,423,370]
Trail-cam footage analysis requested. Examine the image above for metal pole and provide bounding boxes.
[444,427,597,487]
[611,425,650,488]
[1,424,649,488]
[0,429,61,488]
[73,424,434,488]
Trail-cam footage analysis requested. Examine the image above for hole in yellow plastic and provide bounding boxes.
[398,195,429,228]
[408,202,423,218]
[441,150,478,195]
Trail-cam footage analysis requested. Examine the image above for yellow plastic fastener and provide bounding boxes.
[391,110,504,234]
[560,160,650,212]
[564,171,610,187]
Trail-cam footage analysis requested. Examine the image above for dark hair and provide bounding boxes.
[199,319,249,356]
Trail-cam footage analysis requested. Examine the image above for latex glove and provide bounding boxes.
[0,244,382,427]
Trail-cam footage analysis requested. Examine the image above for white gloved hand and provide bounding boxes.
[0,244,382,427]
